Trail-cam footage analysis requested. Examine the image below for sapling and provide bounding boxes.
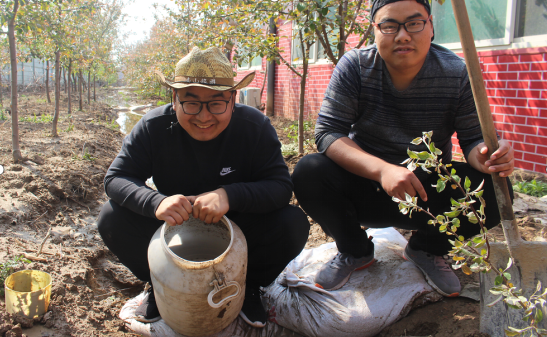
[393,131,547,337]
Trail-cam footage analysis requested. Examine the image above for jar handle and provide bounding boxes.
[207,277,241,308]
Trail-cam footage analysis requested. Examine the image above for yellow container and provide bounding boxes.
[4,270,52,318]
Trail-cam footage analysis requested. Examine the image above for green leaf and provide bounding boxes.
[297,3,305,12]
[536,305,543,323]
[407,148,419,159]
[439,224,447,232]
[450,198,460,207]
[417,151,430,160]
[322,7,328,15]
[467,213,478,224]
[452,218,460,227]
[444,210,460,218]
[436,179,446,193]
[505,258,513,272]
[429,142,436,154]
[495,275,503,286]
[503,272,512,281]
[437,215,445,223]
[464,176,471,190]
[411,137,423,145]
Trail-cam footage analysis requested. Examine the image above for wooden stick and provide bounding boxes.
[37,226,52,257]
[22,253,47,262]
[451,0,520,245]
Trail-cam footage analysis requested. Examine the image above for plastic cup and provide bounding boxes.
[4,270,52,318]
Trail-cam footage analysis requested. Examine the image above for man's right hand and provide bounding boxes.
[379,164,428,202]
[155,195,193,226]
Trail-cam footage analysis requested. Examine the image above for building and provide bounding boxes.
[235,0,547,174]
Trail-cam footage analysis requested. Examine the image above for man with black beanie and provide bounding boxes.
[293,0,515,297]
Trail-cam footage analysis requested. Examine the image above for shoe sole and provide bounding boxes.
[403,250,459,298]
[239,311,266,328]
[134,315,162,323]
[315,258,376,291]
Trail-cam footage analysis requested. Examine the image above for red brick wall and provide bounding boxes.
[450,47,547,174]
[236,34,547,174]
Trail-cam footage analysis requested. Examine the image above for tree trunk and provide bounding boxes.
[72,73,77,92]
[78,69,83,111]
[67,60,72,114]
[298,59,308,154]
[63,67,67,93]
[0,72,3,107]
[93,73,96,101]
[87,71,90,104]
[8,0,24,162]
[52,51,60,137]
[45,60,51,103]
[297,33,310,155]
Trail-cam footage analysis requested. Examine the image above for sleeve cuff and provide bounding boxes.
[147,192,168,219]
[317,132,348,153]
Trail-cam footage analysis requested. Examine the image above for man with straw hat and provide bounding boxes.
[97,46,310,327]
[293,0,514,297]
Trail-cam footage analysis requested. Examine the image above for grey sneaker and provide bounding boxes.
[403,245,461,297]
[314,252,375,291]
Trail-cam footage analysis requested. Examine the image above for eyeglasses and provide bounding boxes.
[374,16,431,34]
[176,92,234,115]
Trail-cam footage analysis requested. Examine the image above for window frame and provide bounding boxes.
[238,55,263,71]
[435,0,547,51]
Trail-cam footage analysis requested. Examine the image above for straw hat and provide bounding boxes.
[155,47,255,91]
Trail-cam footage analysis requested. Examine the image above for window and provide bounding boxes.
[239,56,262,70]
[514,0,547,38]
[291,7,337,64]
[432,0,547,49]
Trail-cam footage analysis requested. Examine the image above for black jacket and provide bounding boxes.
[104,103,292,219]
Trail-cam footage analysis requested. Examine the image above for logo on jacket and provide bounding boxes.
[220,167,235,176]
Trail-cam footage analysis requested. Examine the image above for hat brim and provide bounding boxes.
[155,71,255,91]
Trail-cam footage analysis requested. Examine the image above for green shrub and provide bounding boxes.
[0,255,31,296]
[513,180,547,198]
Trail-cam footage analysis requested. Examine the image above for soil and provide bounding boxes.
[0,89,546,337]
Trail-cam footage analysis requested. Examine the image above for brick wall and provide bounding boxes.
[450,47,547,174]
[236,34,547,174]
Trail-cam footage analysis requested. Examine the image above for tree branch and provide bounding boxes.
[346,0,364,37]
[355,23,373,49]
[277,51,302,78]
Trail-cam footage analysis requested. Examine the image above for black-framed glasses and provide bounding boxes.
[374,16,431,34]
[176,92,234,115]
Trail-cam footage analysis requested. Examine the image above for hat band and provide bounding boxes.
[174,76,234,86]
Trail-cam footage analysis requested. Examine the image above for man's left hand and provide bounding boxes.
[469,139,514,177]
[186,188,230,223]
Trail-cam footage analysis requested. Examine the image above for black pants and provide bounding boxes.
[97,200,310,287]
[292,153,512,257]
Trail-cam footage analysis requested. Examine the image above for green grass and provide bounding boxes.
[0,255,31,296]
[0,110,7,121]
[281,143,299,156]
[19,113,54,123]
[513,180,547,198]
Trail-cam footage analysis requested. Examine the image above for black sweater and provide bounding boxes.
[104,103,293,219]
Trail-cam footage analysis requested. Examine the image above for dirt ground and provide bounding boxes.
[0,89,546,337]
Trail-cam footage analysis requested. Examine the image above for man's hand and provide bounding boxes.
[468,140,514,177]
[155,195,193,226]
[186,188,230,224]
[379,164,428,202]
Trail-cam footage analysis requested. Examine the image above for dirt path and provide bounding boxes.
[0,89,546,337]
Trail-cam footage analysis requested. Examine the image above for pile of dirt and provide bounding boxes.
[0,89,546,337]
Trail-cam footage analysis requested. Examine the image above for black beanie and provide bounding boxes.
[371,0,431,22]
